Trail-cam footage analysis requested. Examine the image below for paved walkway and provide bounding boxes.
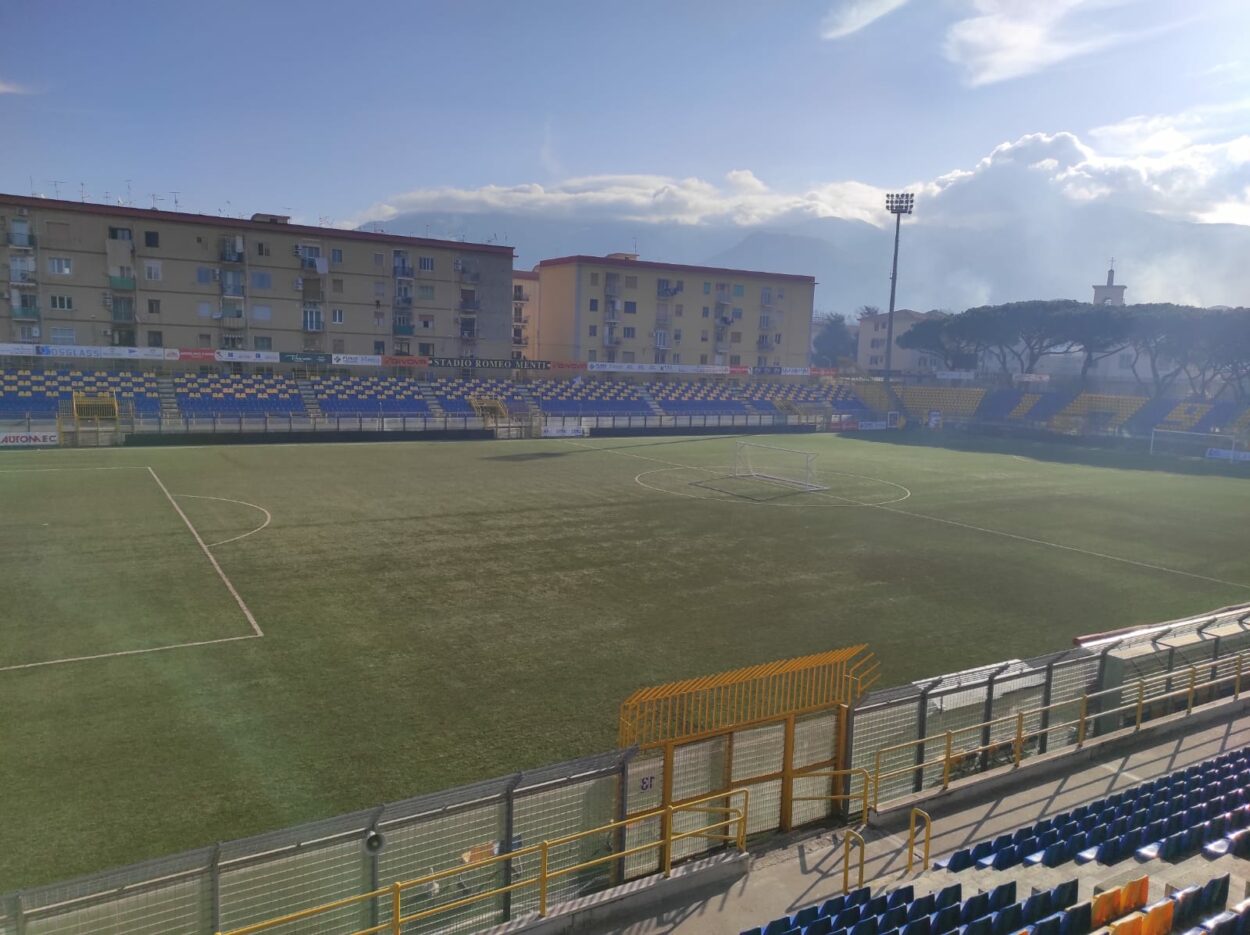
[608,710,1250,934]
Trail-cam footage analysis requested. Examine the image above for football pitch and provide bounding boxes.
[2,431,1248,890]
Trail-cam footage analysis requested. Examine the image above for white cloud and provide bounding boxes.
[821,0,911,39]
[942,0,1173,86]
[0,79,29,95]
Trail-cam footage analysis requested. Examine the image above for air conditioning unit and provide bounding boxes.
[102,328,112,337]
[211,310,223,319]
[102,294,113,308]
[292,244,302,257]
[211,269,220,281]
[293,277,303,290]
[29,326,40,338]
[17,207,29,217]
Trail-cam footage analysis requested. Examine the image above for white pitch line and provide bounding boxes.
[147,467,264,637]
[579,440,1250,593]
[0,465,148,473]
[0,634,260,673]
[173,494,272,548]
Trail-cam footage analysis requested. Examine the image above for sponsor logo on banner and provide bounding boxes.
[279,351,333,364]
[216,349,280,363]
[428,357,551,370]
[382,355,429,368]
[35,344,115,359]
[332,354,383,367]
[541,424,589,438]
[856,420,890,430]
[729,366,750,375]
[927,409,943,429]
[0,432,58,447]
[810,367,839,377]
[935,370,976,381]
[751,366,811,376]
[1206,447,1250,463]
[550,360,588,370]
[1014,372,1050,383]
[177,348,219,361]
[587,361,729,375]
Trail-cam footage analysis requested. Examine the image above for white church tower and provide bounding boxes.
[1093,260,1127,306]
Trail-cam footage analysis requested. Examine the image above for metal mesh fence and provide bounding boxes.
[1045,654,1101,752]
[790,711,841,828]
[622,750,665,879]
[670,737,728,861]
[850,685,922,803]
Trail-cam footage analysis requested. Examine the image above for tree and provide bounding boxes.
[896,314,979,370]
[811,313,857,367]
[1052,304,1133,385]
[1126,304,1196,397]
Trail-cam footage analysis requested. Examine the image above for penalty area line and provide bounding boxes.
[148,466,264,637]
[0,635,260,673]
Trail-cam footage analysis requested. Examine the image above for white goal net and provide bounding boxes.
[732,441,827,491]
[1149,429,1247,463]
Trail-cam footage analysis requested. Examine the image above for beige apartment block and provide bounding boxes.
[511,269,539,359]
[0,194,514,361]
[531,254,816,369]
[856,308,942,375]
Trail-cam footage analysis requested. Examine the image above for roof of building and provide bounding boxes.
[537,254,816,283]
[858,308,938,321]
[512,269,540,281]
[0,193,515,256]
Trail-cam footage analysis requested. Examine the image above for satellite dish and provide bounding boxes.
[363,830,385,854]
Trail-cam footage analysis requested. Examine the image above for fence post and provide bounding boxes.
[662,807,674,878]
[539,841,550,915]
[501,773,521,922]
[614,749,635,886]
[390,882,402,935]
[1236,655,1243,699]
[1187,667,1197,713]
[780,713,796,831]
[1136,681,1145,730]
[209,844,221,935]
[942,731,953,789]
[1077,694,1088,746]
[1013,712,1025,766]
[873,747,883,811]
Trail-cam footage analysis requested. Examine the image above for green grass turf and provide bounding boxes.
[1,432,1248,890]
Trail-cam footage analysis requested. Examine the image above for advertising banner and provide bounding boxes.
[279,351,332,364]
[586,361,729,375]
[332,354,382,367]
[428,357,551,370]
[1205,448,1250,463]
[382,355,429,368]
[549,360,588,371]
[751,366,811,376]
[0,431,58,447]
[541,424,589,438]
[176,348,219,362]
[810,367,839,377]
[935,370,976,381]
[216,349,280,363]
[1014,373,1050,383]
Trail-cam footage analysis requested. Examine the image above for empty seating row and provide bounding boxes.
[936,747,1249,872]
[173,373,304,417]
[527,378,650,416]
[309,375,431,416]
[431,377,530,415]
[0,369,161,415]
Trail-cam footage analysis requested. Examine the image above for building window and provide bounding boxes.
[374,340,386,355]
[730,332,742,343]
[256,241,270,257]
[624,275,637,289]
[250,271,271,290]
[395,340,411,355]
[48,256,72,275]
[624,301,637,314]
[418,256,434,271]
[587,349,598,362]
[147,298,161,316]
[701,329,709,342]
[251,305,272,322]
[701,306,709,318]
[108,226,132,241]
[331,248,344,264]
[302,306,324,331]
[419,342,434,356]
[144,231,159,248]
[623,326,636,338]
[699,353,708,364]
[332,338,345,353]
[50,327,75,345]
[588,324,598,337]
[252,336,272,351]
[197,301,213,318]
[198,333,212,348]
[622,351,635,363]
[196,266,214,284]
[590,272,600,286]
[674,328,682,342]
[49,295,72,310]
[418,284,435,300]
[221,334,244,350]
[374,281,386,297]
[870,338,882,348]
[675,304,684,317]
[147,331,163,347]
[373,252,384,267]
[588,298,599,312]
[733,284,744,297]
[332,308,344,325]
[332,278,344,294]
[729,354,741,366]
[419,316,434,330]
[144,261,162,281]
[774,333,782,344]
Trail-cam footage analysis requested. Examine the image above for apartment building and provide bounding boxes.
[532,254,815,369]
[856,308,941,375]
[511,269,539,359]
[0,194,514,362]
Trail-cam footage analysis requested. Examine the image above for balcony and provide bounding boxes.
[654,338,671,350]
[657,284,683,298]
[458,269,481,284]
[513,290,530,302]
[299,256,321,270]
[756,337,773,350]
[394,262,415,278]
[760,298,774,310]
[655,314,671,329]
[8,268,36,286]
[458,299,481,312]
[458,329,479,341]
[302,321,324,333]
[604,282,621,297]
[12,305,39,320]
[220,246,245,263]
[109,275,136,291]
[221,315,247,330]
[603,332,621,347]
[111,308,136,324]
[512,313,529,325]
[714,340,730,354]
[6,233,35,248]
[603,308,621,323]
[512,335,529,347]
[394,295,414,308]
[759,317,772,331]
[221,282,245,297]
[393,321,415,336]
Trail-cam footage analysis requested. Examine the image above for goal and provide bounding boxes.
[732,441,827,491]
[1149,429,1246,463]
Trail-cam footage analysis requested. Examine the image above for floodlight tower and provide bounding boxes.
[883,192,914,389]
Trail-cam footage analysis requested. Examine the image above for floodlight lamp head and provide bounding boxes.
[885,193,915,215]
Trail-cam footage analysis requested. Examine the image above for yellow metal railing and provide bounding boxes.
[871,654,1247,811]
[217,788,750,935]
[842,828,865,894]
[791,767,871,826]
[906,808,931,874]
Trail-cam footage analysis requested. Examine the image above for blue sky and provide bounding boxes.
[2,0,1250,233]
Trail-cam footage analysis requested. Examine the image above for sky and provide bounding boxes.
[3,0,1250,246]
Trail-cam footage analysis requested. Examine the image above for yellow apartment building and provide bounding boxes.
[511,269,539,359]
[0,194,514,362]
[531,254,815,370]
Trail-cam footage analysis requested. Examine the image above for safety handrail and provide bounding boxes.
[790,767,871,825]
[217,787,750,935]
[843,828,866,894]
[871,654,1247,810]
[906,807,931,874]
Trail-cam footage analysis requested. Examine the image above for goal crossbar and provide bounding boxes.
[732,441,827,491]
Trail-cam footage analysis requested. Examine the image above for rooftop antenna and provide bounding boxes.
[633,236,638,255]
[170,191,181,211]
[125,180,133,206]
[79,182,87,202]
[46,180,65,198]
[29,176,35,195]
[149,193,164,209]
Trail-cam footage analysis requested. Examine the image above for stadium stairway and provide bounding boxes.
[296,379,324,419]
[1124,397,1180,437]
[156,376,180,420]
[641,388,667,418]
[419,383,447,418]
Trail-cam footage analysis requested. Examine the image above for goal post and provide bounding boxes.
[732,441,827,491]
[1149,429,1245,462]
